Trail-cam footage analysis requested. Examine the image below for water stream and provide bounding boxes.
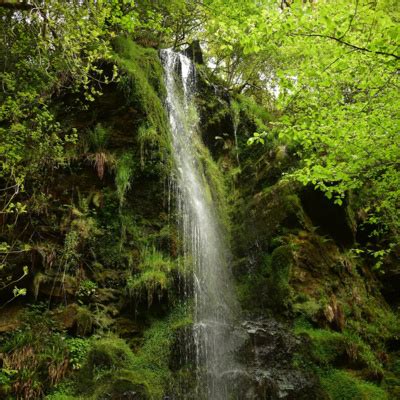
[161,50,242,399]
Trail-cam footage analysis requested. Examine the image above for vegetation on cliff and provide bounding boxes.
[0,0,399,399]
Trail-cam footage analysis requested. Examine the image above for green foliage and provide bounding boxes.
[61,198,102,273]
[86,124,114,180]
[232,94,270,133]
[0,305,69,399]
[0,0,132,217]
[134,0,201,47]
[57,305,191,399]
[115,153,136,207]
[66,338,90,371]
[77,280,98,302]
[247,131,267,146]
[126,247,177,306]
[202,0,400,263]
[88,123,110,152]
[0,2,399,400]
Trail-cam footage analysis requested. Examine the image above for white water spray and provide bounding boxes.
[161,50,242,399]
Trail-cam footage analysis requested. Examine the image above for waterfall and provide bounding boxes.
[161,50,242,399]
[230,100,241,168]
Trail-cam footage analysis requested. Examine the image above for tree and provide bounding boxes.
[202,0,400,260]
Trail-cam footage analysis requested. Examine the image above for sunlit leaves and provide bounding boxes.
[203,0,400,248]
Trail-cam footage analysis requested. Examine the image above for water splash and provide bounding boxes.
[161,49,242,399]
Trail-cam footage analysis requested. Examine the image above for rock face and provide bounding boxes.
[168,318,321,400]
[237,319,323,400]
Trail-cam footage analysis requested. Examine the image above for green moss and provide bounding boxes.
[113,37,169,152]
[295,321,383,376]
[235,253,272,312]
[75,306,94,336]
[232,94,271,133]
[293,297,322,320]
[295,322,346,365]
[321,369,388,400]
[129,304,192,396]
[269,245,293,307]
[238,181,304,256]
[197,139,232,236]
[46,394,77,400]
[85,337,135,375]
[137,123,160,168]
[346,302,400,352]
[236,244,296,313]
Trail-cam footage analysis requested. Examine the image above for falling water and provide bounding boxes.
[231,104,241,167]
[161,50,242,399]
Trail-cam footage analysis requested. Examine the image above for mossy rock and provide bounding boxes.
[95,378,147,400]
[321,369,388,400]
[241,181,304,253]
[33,272,78,299]
[112,36,169,153]
[84,338,135,377]
[268,244,294,308]
[295,320,384,380]
[71,306,191,399]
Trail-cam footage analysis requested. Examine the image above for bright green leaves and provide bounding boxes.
[247,131,267,146]
[202,0,400,250]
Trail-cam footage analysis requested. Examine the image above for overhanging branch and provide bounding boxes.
[295,33,400,61]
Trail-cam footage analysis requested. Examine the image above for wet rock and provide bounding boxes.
[239,318,323,400]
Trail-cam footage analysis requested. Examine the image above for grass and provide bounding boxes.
[126,247,177,307]
[115,152,136,206]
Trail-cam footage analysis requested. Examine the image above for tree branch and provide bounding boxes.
[295,33,400,60]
